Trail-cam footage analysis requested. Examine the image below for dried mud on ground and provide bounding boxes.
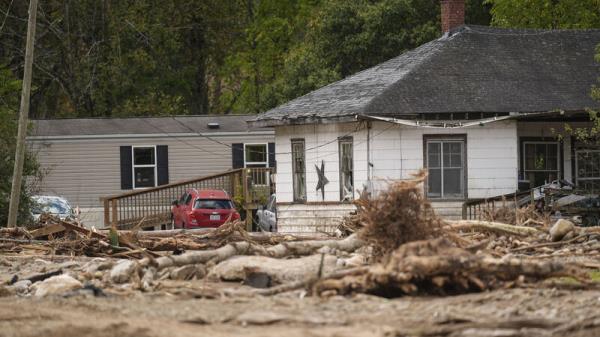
[1,282,600,337]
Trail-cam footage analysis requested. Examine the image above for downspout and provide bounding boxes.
[366,121,373,195]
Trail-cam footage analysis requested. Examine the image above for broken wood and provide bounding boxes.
[445,220,540,237]
[29,223,65,238]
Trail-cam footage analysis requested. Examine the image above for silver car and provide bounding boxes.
[255,194,277,232]
[31,195,76,222]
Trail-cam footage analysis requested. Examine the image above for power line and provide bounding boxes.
[169,116,366,156]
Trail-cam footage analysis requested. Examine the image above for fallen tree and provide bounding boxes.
[445,220,541,237]
[137,234,364,271]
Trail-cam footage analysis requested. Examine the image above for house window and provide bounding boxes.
[523,142,559,188]
[132,146,157,188]
[425,138,465,199]
[244,144,268,168]
[576,150,600,193]
[291,139,306,202]
[339,137,354,201]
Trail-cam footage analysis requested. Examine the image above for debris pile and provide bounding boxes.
[1,174,599,300]
[356,170,442,259]
[314,237,589,297]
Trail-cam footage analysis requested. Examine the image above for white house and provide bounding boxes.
[249,0,600,233]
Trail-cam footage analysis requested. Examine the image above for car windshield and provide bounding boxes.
[32,198,72,215]
[194,199,232,210]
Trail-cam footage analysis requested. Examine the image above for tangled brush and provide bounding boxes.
[356,170,442,260]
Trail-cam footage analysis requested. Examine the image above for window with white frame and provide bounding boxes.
[576,150,600,193]
[133,146,156,188]
[523,142,559,188]
[244,144,268,168]
[339,137,354,201]
[426,138,465,199]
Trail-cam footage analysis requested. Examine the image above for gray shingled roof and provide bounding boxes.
[31,115,271,137]
[250,25,600,127]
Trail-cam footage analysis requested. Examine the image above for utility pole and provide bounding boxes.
[7,0,38,228]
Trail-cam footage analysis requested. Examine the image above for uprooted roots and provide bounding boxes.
[314,238,588,297]
[356,170,442,260]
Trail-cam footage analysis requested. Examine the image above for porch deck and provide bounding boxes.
[101,168,273,230]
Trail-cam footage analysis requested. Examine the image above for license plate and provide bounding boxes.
[210,214,220,221]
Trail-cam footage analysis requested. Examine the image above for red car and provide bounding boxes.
[171,189,240,228]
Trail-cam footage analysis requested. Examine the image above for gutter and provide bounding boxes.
[27,130,275,141]
[358,111,576,128]
[359,114,514,128]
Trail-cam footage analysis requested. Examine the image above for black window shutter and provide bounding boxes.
[232,143,244,169]
[120,146,133,190]
[268,142,276,169]
[156,145,169,186]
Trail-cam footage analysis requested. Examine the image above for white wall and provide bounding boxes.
[275,120,519,202]
[275,122,368,203]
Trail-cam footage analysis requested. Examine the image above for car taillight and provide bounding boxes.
[232,212,240,220]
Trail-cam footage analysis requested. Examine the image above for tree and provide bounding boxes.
[487,0,600,29]
[0,64,38,226]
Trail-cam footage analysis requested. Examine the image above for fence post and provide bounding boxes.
[103,198,110,227]
[111,199,118,229]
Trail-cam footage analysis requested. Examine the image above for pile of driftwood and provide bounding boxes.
[2,172,599,298]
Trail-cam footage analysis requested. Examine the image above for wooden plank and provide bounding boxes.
[103,168,245,200]
[103,198,110,227]
[29,223,65,238]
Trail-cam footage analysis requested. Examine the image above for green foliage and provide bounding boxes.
[0,0,491,117]
[0,64,38,226]
[487,0,600,29]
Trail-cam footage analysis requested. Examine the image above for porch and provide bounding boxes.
[101,168,274,230]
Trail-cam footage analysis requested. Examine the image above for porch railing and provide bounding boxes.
[462,190,532,220]
[102,168,273,229]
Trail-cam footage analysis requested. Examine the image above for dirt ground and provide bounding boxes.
[2,277,600,337]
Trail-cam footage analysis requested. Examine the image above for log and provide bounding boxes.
[146,241,253,270]
[101,228,328,240]
[254,234,364,258]
[511,233,591,252]
[139,234,364,271]
[249,266,369,296]
[207,254,339,285]
[445,220,540,237]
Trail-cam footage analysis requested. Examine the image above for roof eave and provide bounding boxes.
[248,114,359,127]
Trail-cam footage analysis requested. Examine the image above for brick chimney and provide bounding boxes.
[441,0,465,33]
